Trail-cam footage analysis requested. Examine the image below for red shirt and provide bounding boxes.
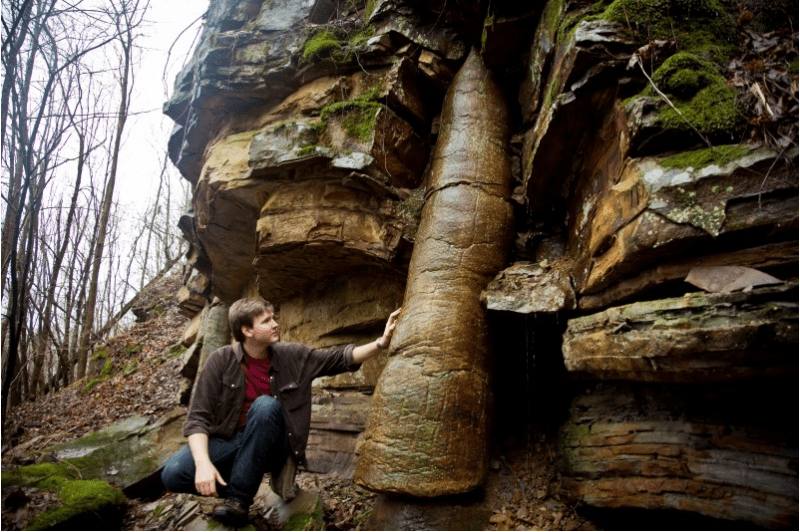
[237,355,271,427]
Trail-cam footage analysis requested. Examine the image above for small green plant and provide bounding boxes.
[92,347,110,360]
[123,360,137,376]
[320,88,384,142]
[168,344,186,358]
[83,379,102,394]
[125,343,141,356]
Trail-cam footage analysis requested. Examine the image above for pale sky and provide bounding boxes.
[116,0,208,208]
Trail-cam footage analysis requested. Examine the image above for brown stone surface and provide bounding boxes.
[572,146,798,296]
[355,49,514,497]
[481,260,576,314]
[563,282,798,382]
[254,181,405,302]
[578,241,798,310]
[559,381,798,529]
[305,390,372,476]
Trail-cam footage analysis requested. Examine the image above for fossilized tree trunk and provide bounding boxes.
[354,49,514,497]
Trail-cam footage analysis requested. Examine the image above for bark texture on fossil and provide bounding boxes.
[354,48,514,497]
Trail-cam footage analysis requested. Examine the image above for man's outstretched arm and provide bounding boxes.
[352,308,401,364]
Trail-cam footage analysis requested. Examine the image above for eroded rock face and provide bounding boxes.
[354,49,514,497]
[165,0,798,522]
[571,146,799,298]
[559,381,798,529]
[182,58,432,346]
[563,282,798,382]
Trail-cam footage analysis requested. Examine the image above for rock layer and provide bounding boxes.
[560,381,798,529]
[563,282,798,382]
[354,49,514,497]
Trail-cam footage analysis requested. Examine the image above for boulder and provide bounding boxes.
[40,411,185,497]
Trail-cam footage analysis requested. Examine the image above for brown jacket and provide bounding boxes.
[183,341,360,465]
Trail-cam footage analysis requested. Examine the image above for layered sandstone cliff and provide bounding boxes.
[167,0,798,528]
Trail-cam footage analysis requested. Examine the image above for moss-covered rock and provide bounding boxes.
[301,25,374,65]
[596,0,737,61]
[302,29,341,62]
[4,464,126,530]
[320,88,384,143]
[645,52,745,139]
[659,144,750,169]
[26,480,126,530]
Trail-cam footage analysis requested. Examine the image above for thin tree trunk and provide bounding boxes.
[77,4,134,379]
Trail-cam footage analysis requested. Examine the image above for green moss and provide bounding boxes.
[364,0,379,20]
[643,52,746,138]
[92,347,110,360]
[125,343,141,356]
[302,23,373,65]
[302,30,341,62]
[101,359,113,376]
[349,24,373,47]
[660,144,749,169]
[25,479,126,530]
[321,97,382,143]
[168,343,186,358]
[597,0,737,61]
[789,59,799,74]
[656,80,744,136]
[2,456,107,502]
[123,360,138,375]
[296,145,318,156]
[283,496,322,531]
[83,378,103,393]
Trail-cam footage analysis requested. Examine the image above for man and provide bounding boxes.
[161,297,401,526]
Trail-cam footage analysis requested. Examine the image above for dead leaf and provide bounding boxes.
[685,266,782,293]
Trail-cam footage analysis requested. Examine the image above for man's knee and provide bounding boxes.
[161,449,193,492]
[249,395,283,420]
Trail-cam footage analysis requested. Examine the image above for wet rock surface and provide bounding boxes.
[355,49,514,497]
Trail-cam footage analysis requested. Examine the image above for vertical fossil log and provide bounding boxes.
[354,49,513,497]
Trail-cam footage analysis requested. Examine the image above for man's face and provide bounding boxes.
[243,310,280,346]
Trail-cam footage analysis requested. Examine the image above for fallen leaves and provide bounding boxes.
[729,28,799,153]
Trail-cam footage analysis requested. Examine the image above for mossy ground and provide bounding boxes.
[25,479,126,530]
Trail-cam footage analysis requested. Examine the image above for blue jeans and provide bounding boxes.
[161,395,290,507]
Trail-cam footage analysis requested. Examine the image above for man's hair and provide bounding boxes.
[228,298,274,343]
